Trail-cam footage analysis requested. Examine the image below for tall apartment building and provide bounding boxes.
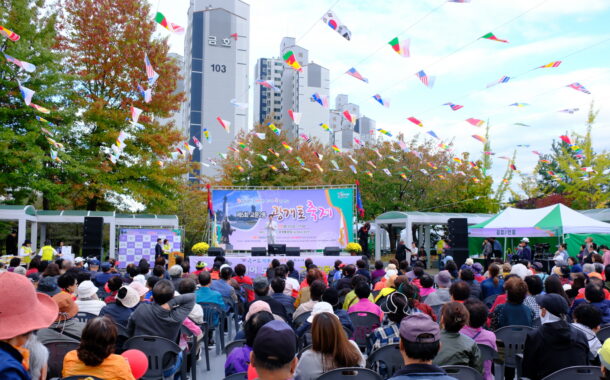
[253,58,284,125]
[330,94,361,150]
[357,116,377,145]
[183,0,249,178]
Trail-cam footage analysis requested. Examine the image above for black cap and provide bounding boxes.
[535,293,568,316]
[252,320,296,366]
[322,287,339,307]
[37,277,60,297]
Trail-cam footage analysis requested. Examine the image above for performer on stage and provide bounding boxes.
[358,222,371,258]
[221,217,234,245]
[266,214,278,245]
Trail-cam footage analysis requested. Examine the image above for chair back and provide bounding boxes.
[124,335,181,379]
[223,372,248,380]
[366,343,403,378]
[349,311,381,350]
[199,301,227,329]
[316,367,383,380]
[297,344,312,359]
[224,339,247,355]
[44,340,79,379]
[293,311,311,329]
[494,325,534,368]
[74,311,97,323]
[483,294,498,309]
[62,376,104,380]
[477,343,499,362]
[541,365,602,380]
[597,326,610,343]
[442,365,485,380]
[114,322,129,354]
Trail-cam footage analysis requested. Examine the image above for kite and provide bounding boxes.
[388,37,410,57]
[216,117,231,133]
[30,103,50,114]
[0,25,20,42]
[18,83,35,105]
[154,12,185,34]
[3,54,35,72]
[377,128,392,137]
[415,70,435,88]
[453,158,463,163]
[343,110,356,124]
[137,84,152,103]
[382,168,392,176]
[349,165,357,174]
[144,53,159,86]
[509,164,517,171]
[399,172,407,181]
[516,144,530,148]
[472,135,487,143]
[443,102,463,111]
[514,122,531,127]
[269,165,279,172]
[559,135,572,145]
[312,93,329,108]
[566,82,591,94]
[367,160,377,169]
[230,99,248,109]
[268,148,279,158]
[296,157,305,167]
[407,117,423,127]
[372,94,390,107]
[288,110,302,125]
[283,50,302,71]
[331,160,341,171]
[559,108,579,114]
[321,10,352,41]
[532,151,541,156]
[280,161,289,171]
[268,123,281,135]
[539,159,551,164]
[538,61,562,69]
[203,128,211,143]
[426,131,439,140]
[236,165,245,173]
[282,141,293,153]
[346,67,368,83]
[331,145,341,153]
[314,152,324,161]
[255,79,280,92]
[466,118,484,127]
[258,154,268,162]
[509,103,529,107]
[314,163,324,173]
[480,32,509,43]
[365,171,373,178]
[131,106,143,124]
[299,133,311,143]
[320,123,331,132]
[486,75,510,88]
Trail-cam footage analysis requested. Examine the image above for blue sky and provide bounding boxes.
[156,0,610,196]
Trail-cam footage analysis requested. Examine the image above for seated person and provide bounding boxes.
[195,271,226,312]
[211,265,237,304]
[99,286,139,326]
[37,290,86,344]
[449,281,470,303]
[461,299,496,380]
[225,310,274,377]
[233,263,254,302]
[571,280,610,325]
[343,275,374,310]
[489,277,535,330]
[348,282,383,322]
[322,287,353,333]
[419,274,436,298]
[571,303,603,361]
[243,277,290,322]
[388,313,456,380]
[270,277,295,313]
[459,268,481,300]
[424,270,452,308]
[433,302,482,373]
[75,280,106,315]
[368,292,411,352]
[104,276,123,304]
[355,259,371,282]
[293,280,325,321]
[371,260,386,284]
[523,293,590,380]
[250,320,298,380]
[62,317,135,380]
[93,262,119,287]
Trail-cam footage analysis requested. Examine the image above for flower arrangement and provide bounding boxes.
[345,242,362,255]
[191,242,210,256]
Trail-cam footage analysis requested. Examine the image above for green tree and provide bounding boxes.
[0,0,78,208]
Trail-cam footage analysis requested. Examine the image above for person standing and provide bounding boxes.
[154,238,164,260]
[482,239,493,268]
[491,238,503,258]
[396,240,408,263]
[266,214,278,246]
[18,239,34,265]
[518,238,532,262]
[162,239,171,256]
[39,240,58,262]
[358,223,370,258]
[5,229,17,256]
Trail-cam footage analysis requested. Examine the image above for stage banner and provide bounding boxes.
[212,188,354,251]
[118,228,181,267]
[189,255,359,277]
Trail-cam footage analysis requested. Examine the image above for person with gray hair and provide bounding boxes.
[583,263,595,275]
[168,264,183,289]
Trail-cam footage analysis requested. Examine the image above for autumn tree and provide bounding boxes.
[0,0,78,208]
[57,0,186,211]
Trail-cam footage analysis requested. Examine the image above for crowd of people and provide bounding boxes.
[2,235,610,380]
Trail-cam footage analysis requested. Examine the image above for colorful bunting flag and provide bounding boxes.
[3,54,35,72]
[296,157,305,167]
[282,141,293,153]
[30,103,50,114]
[486,75,510,88]
[144,53,159,86]
[255,79,280,92]
[314,163,324,173]
[559,135,572,145]
[268,123,281,135]
[268,148,279,158]
[230,99,248,109]
[415,70,435,88]
[346,67,368,83]
[312,93,330,108]
[36,116,56,127]
[321,10,352,41]
[314,152,324,161]
[343,110,356,124]
[299,133,311,143]
[559,108,579,114]
[255,132,266,140]
[331,160,341,171]
[377,128,392,137]
[217,117,230,133]
[372,94,390,107]
[566,82,591,94]
[258,154,268,162]
[203,128,211,143]
[230,33,239,40]
[131,106,143,124]
[288,110,302,125]
[331,145,341,153]
[407,117,423,127]
[0,25,20,42]
[443,102,463,111]
[236,165,244,173]
[382,168,392,176]
[453,157,463,163]
[283,50,302,71]
[18,83,35,105]
[532,151,541,156]
[320,123,331,132]
[426,131,439,140]
[192,136,202,150]
[349,165,357,174]
[269,164,278,172]
[538,61,562,69]
[509,103,529,107]
[472,134,487,143]
[137,84,152,103]
[280,161,289,171]
[388,37,410,57]
[365,171,373,178]
[367,160,377,169]
[509,164,517,171]
[480,32,509,43]
[514,123,530,127]
[539,159,551,164]
[154,12,185,34]
[399,172,407,181]
[466,118,484,127]
[354,138,364,147]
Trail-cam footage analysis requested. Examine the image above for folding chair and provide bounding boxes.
[223,339,246,356]
[74,311,97,323]
[180,324,201,380]
[223,372,247,380]
[124,335,182,380]
[366,343,403,379]
[317,367,382,380]
[44,340,80,379]
[477,343,501,380]
[597,325,610,343]
[442,365,485,380]
[541,365,602,380]
[349,311,381,352]
[494,325,534,380]
[199,302,228,355]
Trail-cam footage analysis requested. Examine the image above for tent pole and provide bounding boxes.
[504,237,507,262]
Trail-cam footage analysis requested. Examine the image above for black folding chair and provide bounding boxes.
[199,322,211,371]
[597,325,610,343]
[442,365,485,380]
[223,339,246,356]
[44,340,80,379]
[124,335,182,380]
[223,296,240,339]
[477,343,501,380]
[180,324,201,380]
[74,311,97,323]
[199,302,228,355]
[349,311,381,352]
[316,367,382,380]
[494,325,534,379]
[541,365,602,380]
[293,311,311,329]
[366,343,403,379]
[297,344,312,359]
[223,372,247,380]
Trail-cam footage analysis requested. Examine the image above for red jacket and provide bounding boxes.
[233,275,254,302]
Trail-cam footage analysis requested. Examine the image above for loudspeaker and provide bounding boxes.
[208,247,225,257]
[268,244,286,255]
[449,248,470,268]
[251,247,267,256]
[447,218,468,249]
[83,217,103,258]
[323,246,341,256]
[286,247,300,256]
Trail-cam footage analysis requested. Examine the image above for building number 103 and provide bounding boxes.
[211,64,227,73]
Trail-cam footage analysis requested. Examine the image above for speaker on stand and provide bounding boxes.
[83,217,104,259]
[323,246,341,256]
[286,247,300,256]
[447,218,469,267]
[208,247,225,257]
[251,247,267,256]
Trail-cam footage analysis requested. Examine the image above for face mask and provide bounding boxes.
[540,310,561,325]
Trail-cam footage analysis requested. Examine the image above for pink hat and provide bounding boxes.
[0,272,59,339]
[245,300,272,322]
[129,281,148,297]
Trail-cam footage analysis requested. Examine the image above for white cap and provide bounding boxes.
[307,302,335,323]
[117,286,140,308]
[465,258,474,266]
[74,257,85,263]
[77,280,98,299]
[521,237,530,243]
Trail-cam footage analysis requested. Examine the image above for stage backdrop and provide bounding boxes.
[118,228,181,267]
[189,255,360,277]
[212,188,354,250]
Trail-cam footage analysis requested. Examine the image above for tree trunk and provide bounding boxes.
[87,197,98,211]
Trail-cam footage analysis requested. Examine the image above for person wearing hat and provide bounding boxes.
[75,280,106,315]
[37,288,86,345]
[168,264,183,289]
[193,261,207,275]
[295,304,364,380]
[517,237,532,262]
[225,309,275,377]
[425,270,453,310]
[93,262,120,288]
[99,286,139,326]
[369,292,415,353]
[522,293,590,379]
[0,272,59,379]
[373,264,398,291]
[250,320,298,380]
[388,313,457,380]
[18,239,34,265]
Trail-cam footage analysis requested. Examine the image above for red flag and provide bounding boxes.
[355,180,365,218]
[206,184,214,217]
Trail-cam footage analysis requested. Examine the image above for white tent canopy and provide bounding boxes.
[468,204,610,237]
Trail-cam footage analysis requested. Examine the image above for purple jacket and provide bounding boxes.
[225,345,252,376]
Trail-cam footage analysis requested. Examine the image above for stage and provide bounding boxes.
[189,255,360,277]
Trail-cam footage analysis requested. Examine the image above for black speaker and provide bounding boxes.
[268,244,286,255]
[323,246,341,256]
[208,247,225,257]
[449,248,470,268]
[83,217,103,258]
[447,218,468,249]
[251,247,267,256]
[286,247,300,256]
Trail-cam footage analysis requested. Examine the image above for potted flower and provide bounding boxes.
[191,242,210,256]
[345,242,362,256]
